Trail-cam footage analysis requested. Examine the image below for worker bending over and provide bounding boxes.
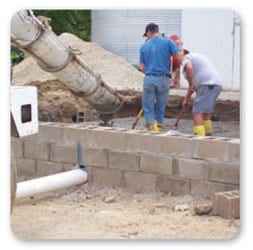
[178,50,222,136]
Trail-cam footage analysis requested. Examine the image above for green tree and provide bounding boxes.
[11,46,25,66]
[11,10,91,65]
[33,10,91,41]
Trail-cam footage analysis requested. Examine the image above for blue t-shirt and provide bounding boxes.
[140,36,179,75]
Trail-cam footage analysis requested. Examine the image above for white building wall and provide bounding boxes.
[181,9,240,90]
[92,10,181,66]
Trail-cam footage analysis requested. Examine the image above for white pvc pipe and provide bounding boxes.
[16,168,87,200]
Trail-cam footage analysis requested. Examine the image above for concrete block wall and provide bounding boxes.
[11,122,240,197]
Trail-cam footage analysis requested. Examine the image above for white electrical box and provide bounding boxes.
[11,86,38,137]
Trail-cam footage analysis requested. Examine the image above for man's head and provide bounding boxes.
[170,35,183,50]
[143,23,159,37]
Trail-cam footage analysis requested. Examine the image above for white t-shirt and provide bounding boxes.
[181,53,222,89]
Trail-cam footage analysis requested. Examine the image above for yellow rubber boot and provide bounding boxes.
[204,119,212,136]
[157,123,163,132]
[193,125,205,136]
[146,121,159,132]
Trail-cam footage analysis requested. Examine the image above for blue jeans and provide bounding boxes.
[142,75,170,124]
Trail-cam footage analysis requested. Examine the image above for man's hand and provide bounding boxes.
[183,86,194,109]
[182,97,189,109]
[139,63,145,73]
[170,79,176,88]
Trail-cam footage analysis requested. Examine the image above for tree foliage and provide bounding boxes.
[11,10,91,65]
[11,46,25,66]
[33,10,91,41]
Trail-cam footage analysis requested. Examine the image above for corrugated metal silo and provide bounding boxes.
[92,10,181,65]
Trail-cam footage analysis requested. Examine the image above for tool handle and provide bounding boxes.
[131,109,143,129]
[131,119,139,129]
[174,107,186,128]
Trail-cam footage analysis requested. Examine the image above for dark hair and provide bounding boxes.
[143,23,159,37]
[184,49,190,55]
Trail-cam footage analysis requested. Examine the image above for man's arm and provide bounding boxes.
[183,62,194,109]
[170,51,181,88]
[139,63,145,73]
[170,68,180,88]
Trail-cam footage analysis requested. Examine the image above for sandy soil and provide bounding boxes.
[11,184,240,240]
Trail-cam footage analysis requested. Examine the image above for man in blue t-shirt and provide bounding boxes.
[139,23,180,132]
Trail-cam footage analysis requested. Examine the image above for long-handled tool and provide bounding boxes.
[173,107,186,130]
[166,107,186,135]
[131,108,143,129]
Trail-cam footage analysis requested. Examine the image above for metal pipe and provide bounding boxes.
[11,10,123,116]
[16,167,88,200]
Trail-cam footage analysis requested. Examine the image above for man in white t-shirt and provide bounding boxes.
[179,51,222,136]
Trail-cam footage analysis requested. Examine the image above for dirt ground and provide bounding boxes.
[11,184,240,240]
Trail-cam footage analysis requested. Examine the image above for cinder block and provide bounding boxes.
[173,158,208,180]
[227,139,240,163]
[190,180,239,198]
[76,109,94,122]
[92,128,127,150]
[192,137,230,161]
[11,138,23,157]
[208,161,240,185]
[18,132,38,142]
[50,144,76,163]
[83,148,108,167]
[63,163,79,172]
[213,190,240,219]
[24,141,49,160]
[140,154,173,175]
[160,135,192,157]
[15,157,36,181]
[63,126,96,148]
[126,132,162,153]
[36,160,63,177]
[108,151,139,171]
[76,110,85,122]
[37,124,64,143]
[92,167,123,187]
[123,171,156,192]
[155,176,190,195]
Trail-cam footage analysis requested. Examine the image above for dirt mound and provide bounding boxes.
[28,80,98,122]
[12,32,145,122]
[12,32,144,92]
[12,57,56,86]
